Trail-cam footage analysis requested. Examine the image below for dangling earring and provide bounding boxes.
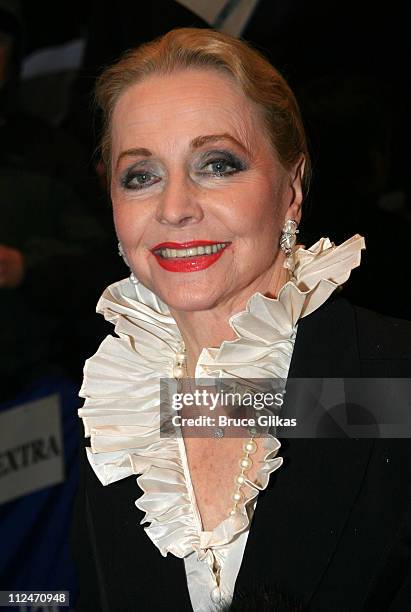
[117,241,127,261]
[280,219,299,272]
[118,241,140,285]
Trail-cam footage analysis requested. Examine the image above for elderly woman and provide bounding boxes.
[73,28,411,612]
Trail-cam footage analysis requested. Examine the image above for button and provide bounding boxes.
[210,586,221,603]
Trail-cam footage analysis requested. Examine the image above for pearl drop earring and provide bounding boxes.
[118,241,140,285]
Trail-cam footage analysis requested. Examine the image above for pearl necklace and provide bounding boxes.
[228,437,257,516]
[173,341,258,517]
[172,341,187,380]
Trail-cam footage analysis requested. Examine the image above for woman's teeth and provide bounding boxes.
[157,243,228,259]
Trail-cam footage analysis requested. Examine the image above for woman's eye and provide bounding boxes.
[199,153,246,177]
[207,160,235,175]
[121,171,160,190]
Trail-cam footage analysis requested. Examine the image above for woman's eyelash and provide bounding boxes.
[200,152,247,176]
[120,169,158,190]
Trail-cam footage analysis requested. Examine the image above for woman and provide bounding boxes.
[73,28,411,611]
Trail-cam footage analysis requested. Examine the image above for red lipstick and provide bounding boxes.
[150,240,230,273]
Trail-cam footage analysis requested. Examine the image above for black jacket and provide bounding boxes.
[71,296,411,611]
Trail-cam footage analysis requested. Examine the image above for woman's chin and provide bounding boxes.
[152,283,224,313]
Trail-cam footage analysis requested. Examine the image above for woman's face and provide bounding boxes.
[111,68,303,312]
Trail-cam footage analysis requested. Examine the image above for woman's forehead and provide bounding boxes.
[110,69,262,152]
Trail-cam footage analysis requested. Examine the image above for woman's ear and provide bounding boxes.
[287,155,306,225]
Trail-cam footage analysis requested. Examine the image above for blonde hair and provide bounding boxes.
[95,27,311,194]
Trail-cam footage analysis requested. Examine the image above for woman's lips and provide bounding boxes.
[150,240,231,273]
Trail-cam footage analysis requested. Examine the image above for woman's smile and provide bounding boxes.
[151,240,231,272]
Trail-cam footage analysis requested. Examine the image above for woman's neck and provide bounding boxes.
[170,259,289,377]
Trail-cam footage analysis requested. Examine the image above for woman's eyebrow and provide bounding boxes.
[115,133,249,170]
[191,133,250,155]
[116,147,152,170]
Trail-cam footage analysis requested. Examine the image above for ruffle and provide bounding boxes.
[195,234,365,379]
[78,234,365,559]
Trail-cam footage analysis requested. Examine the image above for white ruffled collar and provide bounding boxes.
[78,234,365,559]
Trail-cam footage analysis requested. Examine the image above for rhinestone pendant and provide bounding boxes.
[213,427,225,439]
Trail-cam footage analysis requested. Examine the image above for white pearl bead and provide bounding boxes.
[228,508,238,516]
[283,219,297,233]
[173,366,184,379]
[235,474,246,486]
[244,440,257,454]
[232,491,242,502]
[176,352,186,362]
[210,587,221,603]
[239,457,252,471]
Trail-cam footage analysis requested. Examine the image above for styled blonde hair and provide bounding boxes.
[95,27,311,194]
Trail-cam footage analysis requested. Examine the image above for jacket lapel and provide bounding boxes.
[234,296,375,606]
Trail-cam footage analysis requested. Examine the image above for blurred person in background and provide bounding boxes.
[0,164,107,607]
[0,0,127,384]
[0,1,119,606]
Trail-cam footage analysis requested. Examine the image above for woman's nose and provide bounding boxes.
[155,174,204,227]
